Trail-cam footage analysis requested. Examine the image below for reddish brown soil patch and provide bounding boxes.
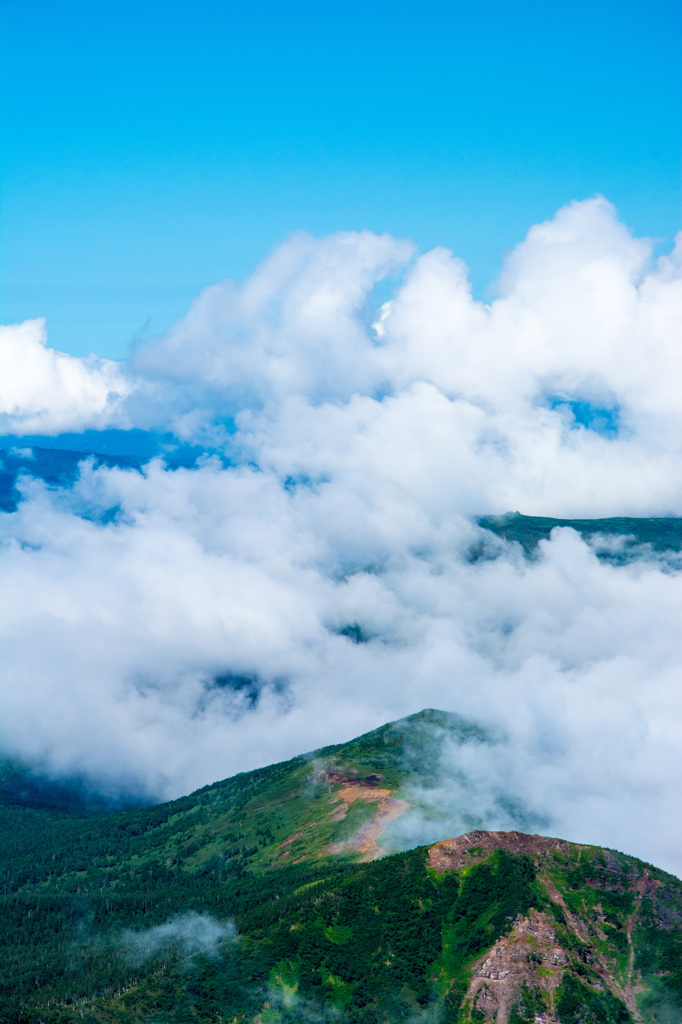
[330,793,412,861]
[317,765,410,861]
[280,830,304,847]
[428,830,588,873]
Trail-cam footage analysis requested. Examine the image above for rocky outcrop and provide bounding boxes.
[429,830,655,1023]
[465,909,565,1023]
[428,829,588,873]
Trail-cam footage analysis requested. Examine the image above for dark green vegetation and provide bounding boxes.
[478,512,682,562]
[0,712,680,1023]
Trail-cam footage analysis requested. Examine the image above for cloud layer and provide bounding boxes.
[1,198,680,875]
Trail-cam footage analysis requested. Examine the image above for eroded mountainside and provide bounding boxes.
[0,713,680,1023]
[428,831,681,1023]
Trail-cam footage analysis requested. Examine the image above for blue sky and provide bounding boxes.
[1,0,680,358]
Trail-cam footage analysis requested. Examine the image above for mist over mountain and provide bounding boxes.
[0,199,680,877]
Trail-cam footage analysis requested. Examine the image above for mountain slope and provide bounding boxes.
[0,709,505,887]
[0,712,680,1023]
[477,512,682,563]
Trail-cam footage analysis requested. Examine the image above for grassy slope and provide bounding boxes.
[0,710,492,893]
[0,712,680,1024]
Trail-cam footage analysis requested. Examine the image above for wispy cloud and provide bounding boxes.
[121,912,236,964]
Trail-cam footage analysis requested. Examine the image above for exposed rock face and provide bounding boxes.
[428,830,662,1023]
[428,830,588,873]
[465,909,567,1023]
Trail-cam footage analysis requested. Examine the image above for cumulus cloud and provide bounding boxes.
[123,197,682,516]
[0,319,131,435]
[0,198,680,875]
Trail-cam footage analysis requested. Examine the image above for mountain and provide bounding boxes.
[477,513,682,563]
[0,710,680,1024]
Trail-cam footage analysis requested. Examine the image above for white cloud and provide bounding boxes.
[126,197,681,515]
[122,912,235,963]
[0,458,679,873]
[0,199,680,875]
[129,229,414,434]
[0,319,131,435]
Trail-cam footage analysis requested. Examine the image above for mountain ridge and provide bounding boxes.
[0,710,680,1023]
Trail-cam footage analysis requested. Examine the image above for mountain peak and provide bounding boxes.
[1,717,681,1023]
